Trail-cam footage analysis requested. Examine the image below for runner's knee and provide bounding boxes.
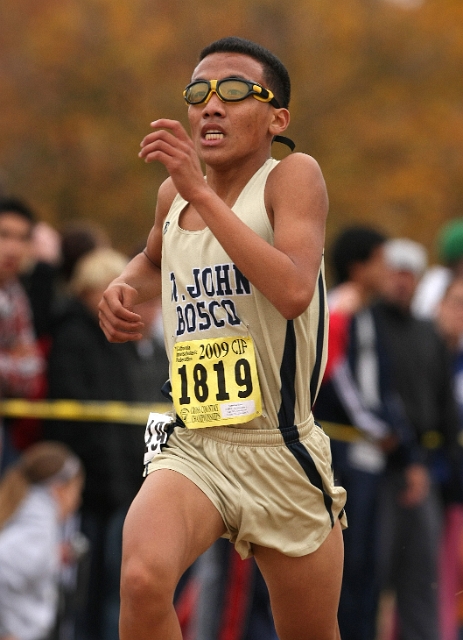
[121,551,177,606]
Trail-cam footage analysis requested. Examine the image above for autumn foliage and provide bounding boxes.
[1,0,463,263]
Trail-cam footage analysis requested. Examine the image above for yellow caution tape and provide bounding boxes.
[0,399,172,425]
[420,430,443,450]
[318,421,363,443]
[0,401,456,449]
[0,400,362,441]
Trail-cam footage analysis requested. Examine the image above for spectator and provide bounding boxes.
[18,219,63,454]
[318,235,459,640]
[413,218,463,319]
[327,225,388,312]
[324,225,389,377]
[44,247,168,640]
[369,238,457,640]
[21,217,110,349]
[0,440,84,640]
[20,221,62,343]
[437,276,463,361]
[48,219,112,326]
[314,224,394,640]
[435,277,463,640]
[0,197,46,471]
[125,296,170,405]
[58,219,110,286]
[351,239,456,640]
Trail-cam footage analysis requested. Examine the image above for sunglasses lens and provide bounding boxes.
[184,79,267,105]
[185,81,210,104]
[218,80,250,101]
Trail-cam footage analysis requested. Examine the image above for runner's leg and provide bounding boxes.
[119,469,226,640]
[254,519,344,640]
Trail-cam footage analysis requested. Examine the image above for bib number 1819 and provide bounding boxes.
[177,358,252,404]
[172,336,261,428]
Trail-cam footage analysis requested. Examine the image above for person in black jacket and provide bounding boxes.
[373,239,461,640]
[314,225,394,640]
[316,234,461,640]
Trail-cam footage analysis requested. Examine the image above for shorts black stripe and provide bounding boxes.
[286,439,334,527]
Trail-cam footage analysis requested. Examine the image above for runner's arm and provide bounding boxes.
[98,179,176,342]
[139,120,327,318]
[190,153,328,318]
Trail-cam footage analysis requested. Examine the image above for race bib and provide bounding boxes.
[171,336,262,428]
[143,412,175,475]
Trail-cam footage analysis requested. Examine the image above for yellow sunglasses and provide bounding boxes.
[183,77,281,108]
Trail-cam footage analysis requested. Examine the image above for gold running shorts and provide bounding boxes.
[146,416,347,560]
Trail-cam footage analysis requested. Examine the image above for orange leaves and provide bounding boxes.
[0,0,462,257]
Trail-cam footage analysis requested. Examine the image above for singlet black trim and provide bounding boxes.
[277,316,334,526]
[310,271,326,408]
[161,379,186,428]
[277,320,297,429]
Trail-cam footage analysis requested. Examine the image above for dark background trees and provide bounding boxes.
[1,0,462,279]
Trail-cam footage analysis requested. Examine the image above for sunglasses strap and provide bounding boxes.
[272,135,295,152]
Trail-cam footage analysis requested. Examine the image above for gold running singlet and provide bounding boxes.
[148,157,347,558]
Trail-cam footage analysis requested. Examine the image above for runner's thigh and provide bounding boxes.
[253,520,344,640]
[122,469,227,587]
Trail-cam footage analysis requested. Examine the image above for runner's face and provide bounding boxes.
[187,53,277,166]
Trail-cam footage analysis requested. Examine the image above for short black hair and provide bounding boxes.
[199,37,291,109]
[330,225,387,285]
[0,197,36,225]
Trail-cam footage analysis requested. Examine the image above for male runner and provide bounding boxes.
[98,36,346,640]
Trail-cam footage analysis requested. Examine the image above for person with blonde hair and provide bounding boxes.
[0,441,84,640]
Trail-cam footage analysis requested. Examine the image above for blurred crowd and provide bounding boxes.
[314,222,463,640]
[1,193,463,640]
[0,197,170,640]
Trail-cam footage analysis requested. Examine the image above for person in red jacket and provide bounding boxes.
[0,198,46,471]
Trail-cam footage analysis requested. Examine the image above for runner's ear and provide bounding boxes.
[268,107,290,140]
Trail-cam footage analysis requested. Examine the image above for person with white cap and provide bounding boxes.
[373,237,460,640]
[383,237,428,311]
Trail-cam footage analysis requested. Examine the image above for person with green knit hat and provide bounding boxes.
[438,219,463,267]
[413,219,463,319]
